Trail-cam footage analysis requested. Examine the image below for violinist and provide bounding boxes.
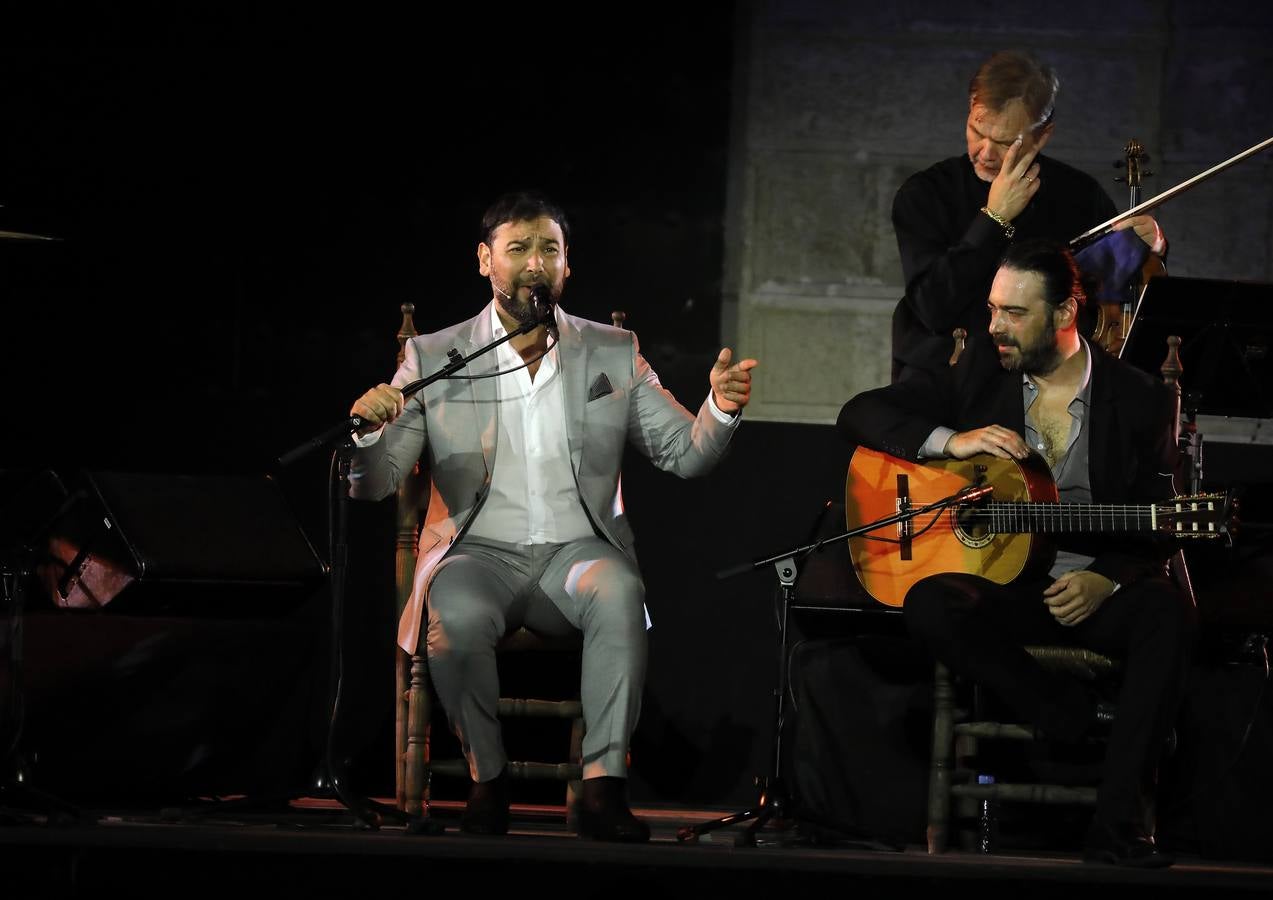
[890,50,1167,382]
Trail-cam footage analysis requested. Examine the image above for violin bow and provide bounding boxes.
[1070,134,1273,251]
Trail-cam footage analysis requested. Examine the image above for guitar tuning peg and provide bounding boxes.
[1113,176,1127,183]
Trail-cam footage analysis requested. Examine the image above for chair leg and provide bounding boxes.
[565,715,585,829]
[928,661,955,853]
[395,649,408,812]
[404,653,432,817]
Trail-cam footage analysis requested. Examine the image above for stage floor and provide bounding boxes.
[4,798,1272,899]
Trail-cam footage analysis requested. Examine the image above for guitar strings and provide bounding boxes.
[860,507,951,545]
[860,500,1214,542]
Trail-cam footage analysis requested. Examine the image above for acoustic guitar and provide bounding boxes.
[844,446,1233,608]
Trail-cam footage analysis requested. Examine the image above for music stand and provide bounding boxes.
[1120,275,1273,419]
[1120,276,1273,494]
[74,471,328,612]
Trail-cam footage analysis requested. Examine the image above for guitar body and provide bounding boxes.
[844,447,1059,607]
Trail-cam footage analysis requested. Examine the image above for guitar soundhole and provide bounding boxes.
[949,504,995,549]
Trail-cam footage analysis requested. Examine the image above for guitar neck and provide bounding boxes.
[972,501,1162,534]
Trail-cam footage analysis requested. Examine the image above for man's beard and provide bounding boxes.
[995,319,1062,375]
[492,278,544,327]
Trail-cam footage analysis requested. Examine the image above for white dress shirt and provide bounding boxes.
[467,303,595,545]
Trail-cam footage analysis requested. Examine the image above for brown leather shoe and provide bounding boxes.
[460,766,509,836]
[574,776,650,843]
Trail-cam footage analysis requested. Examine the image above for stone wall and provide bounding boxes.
[724,1,1273,422]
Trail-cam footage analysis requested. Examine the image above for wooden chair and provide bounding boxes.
[925,648,1117,853]
[391,305,628,823]
[395,632,584,821]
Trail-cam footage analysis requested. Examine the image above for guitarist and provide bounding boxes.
[838,239,1193,867]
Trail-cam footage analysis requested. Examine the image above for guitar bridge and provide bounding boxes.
[896,473,912,560]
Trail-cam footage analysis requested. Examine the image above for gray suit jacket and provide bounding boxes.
[350,304,739,652]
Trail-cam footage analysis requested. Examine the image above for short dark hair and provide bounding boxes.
[480,191,570,247]
[1000,238,1087,309]
[968,51,1059,132]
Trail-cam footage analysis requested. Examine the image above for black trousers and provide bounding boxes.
[905,570,1195,830]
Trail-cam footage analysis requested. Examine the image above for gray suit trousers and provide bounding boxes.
[424,534,647,784]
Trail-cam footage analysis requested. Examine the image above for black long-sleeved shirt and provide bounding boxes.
[890,154,1116,380]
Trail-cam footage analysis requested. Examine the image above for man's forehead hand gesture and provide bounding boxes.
[986,135,1043,224]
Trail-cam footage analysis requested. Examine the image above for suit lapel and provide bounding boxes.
[959,336,1026,434]
[462,308,499,477]
[980,369,1026,435]
[1087,348,1117,499]
[555,312,589,470]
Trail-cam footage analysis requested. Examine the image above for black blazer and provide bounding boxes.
[837,333,1181,589]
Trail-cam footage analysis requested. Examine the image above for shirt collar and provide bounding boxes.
[487,297,562,339]
[1022,336,1093,406]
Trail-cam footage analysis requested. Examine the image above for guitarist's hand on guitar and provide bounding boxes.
[944,425,1030,461]
[1043,570,1117,627]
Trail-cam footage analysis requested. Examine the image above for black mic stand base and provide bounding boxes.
[155,758,442,835]
[676,776,902,850]
[0,760,82,828]
[674,776,790,847]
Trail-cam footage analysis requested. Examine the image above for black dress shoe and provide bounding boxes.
[460,766,510,835]
[1082,822,1174,868]
[574,776,650,843]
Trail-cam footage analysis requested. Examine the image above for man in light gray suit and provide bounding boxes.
[348,192,757,841]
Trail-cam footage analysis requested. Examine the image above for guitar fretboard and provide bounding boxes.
[955,500,1219,535]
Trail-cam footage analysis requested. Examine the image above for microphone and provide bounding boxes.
[958,484,995,503]
[530,284,558,337]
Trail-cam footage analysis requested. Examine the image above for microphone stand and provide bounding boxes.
[676,484,991,847]
[3,562,83,827]
[279,310,549,468]
[2,474,83,827]
[276,304,554,832]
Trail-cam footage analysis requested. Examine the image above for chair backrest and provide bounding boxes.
[394,303,428,618]
[1156,333,1199,608]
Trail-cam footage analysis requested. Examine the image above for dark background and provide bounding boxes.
[1,5,736,479]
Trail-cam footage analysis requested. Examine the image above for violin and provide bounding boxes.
[1090,139,1166,355]
[1074,135,1273,355]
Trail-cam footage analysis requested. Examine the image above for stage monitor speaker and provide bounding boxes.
[41,471,327,614]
